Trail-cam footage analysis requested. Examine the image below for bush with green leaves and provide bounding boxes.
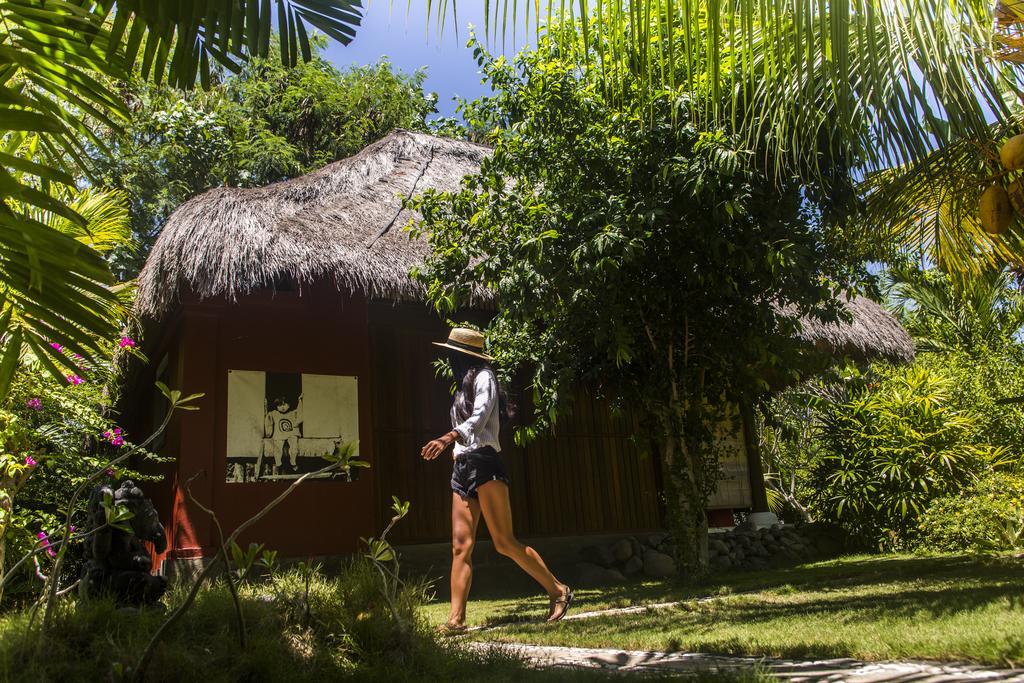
[0,361,157,604]
[809,364,1002,550]
[910,346,1024,461]
[917,472,1024,553]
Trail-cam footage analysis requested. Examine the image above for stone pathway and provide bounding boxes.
[468,642,1024,681]
[465,594,737,633]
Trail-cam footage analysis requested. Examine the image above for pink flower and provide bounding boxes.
[26,398,42,410]
[24,455,37,468]
[103,428,124,447]
[50,342,62,352]
[104,467,115,478]
[119,336,136,349]
[66,374,84,385]
[72,353,83,361]
[36,531,56,558]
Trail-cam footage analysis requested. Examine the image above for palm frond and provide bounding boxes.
[97,0,363,89]
[0,1,365,400]
[34,187,135,254]
[883,266,1022,349]
[444,1,1015,184]
[856,120,1024,276]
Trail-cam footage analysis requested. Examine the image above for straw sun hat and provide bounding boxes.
[432,327,494,361]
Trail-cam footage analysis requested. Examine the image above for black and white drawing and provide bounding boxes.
[225,370,358,483]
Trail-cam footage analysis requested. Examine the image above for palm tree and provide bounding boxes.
[443,1,1023,273]
[0,186,134,396]
[885,266,1024,351]
[0,1,363,398]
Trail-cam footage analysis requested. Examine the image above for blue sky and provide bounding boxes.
[323,2,538,117]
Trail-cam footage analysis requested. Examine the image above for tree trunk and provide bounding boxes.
[740,400,770,514]
[659,431,710,578]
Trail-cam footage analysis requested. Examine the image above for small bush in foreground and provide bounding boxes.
[917,472,1024,553]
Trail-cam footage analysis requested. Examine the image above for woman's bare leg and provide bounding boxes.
[477,481,566,599]
[448,492,481,626]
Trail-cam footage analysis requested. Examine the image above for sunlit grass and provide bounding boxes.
[421,553,1024,666]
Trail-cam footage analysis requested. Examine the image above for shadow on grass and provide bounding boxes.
[463,553,1024,665]
[451,553,1024,608]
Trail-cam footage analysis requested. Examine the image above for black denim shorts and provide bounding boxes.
[451,446,509,499]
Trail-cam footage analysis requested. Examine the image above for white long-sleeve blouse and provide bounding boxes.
[451,368,501,456]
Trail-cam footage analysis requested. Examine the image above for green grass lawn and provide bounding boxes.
[422,553,1024,667]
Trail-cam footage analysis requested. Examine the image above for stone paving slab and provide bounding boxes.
[468,642,1024,682]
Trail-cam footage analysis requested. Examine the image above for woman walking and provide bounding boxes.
[421,328,573,633]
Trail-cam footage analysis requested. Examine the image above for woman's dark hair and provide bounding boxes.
[449,351,515,424]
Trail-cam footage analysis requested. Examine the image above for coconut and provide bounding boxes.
[980,184,1014,234]
[1001,134,1024,170]
[1009,180,1024,213]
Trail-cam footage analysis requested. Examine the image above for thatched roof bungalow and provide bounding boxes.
[126,130,912,572]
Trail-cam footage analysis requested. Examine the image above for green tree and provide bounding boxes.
[411,32,861,574]
[98,40,437,275]
[0,1,362,397]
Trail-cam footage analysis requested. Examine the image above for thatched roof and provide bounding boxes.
[136,129,914,365]
[787,297,914,364]
[136,130,490,318]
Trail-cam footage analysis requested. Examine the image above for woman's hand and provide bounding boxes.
[421,431,458,460]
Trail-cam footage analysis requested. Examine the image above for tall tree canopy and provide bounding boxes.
[97,39,438,276]
[446,1,1024,275]
[412,30,864,573]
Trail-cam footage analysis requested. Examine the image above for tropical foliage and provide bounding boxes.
[809,364,1003,550]
[884,267,1024,352]
[0,358,156,604]
[0,188,134,401]
[446,1,1024,275]
[456,1,1011,170]
[0,1,363,395]
[918,471,1024,553]
[97,40,438,275]
[764,266,1024,549]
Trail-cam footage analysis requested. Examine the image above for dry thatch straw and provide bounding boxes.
[136,130,490,318]
[136,129,913,364]
[785,296,914,364]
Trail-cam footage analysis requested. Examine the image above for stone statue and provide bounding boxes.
[80,479,168,606]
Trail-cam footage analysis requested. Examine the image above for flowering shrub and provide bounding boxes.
[917,472,1024,553]
[1,364,157,602]
[102,428,125,447]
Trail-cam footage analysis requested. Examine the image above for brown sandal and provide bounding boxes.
[546,585,574,622]
[435,622,468,636]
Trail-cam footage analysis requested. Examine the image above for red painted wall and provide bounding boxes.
[151,283,377,560]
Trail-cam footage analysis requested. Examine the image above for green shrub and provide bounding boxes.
[917,472,1024,553]
[810,364,1001,550]
[914,346,1024,460]
[1,365,159,603]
